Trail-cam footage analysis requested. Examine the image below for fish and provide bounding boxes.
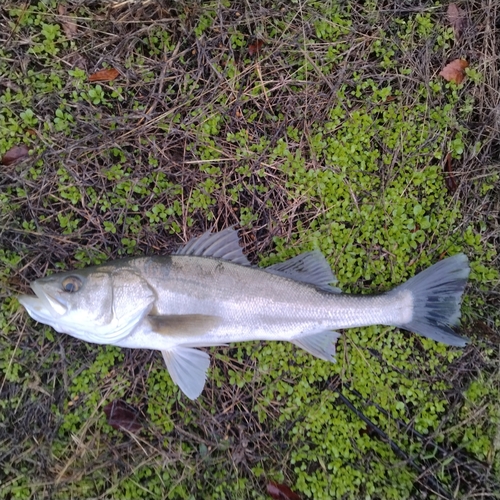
[18,227,470,400]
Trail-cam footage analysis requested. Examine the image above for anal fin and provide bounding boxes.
[161,347,210,400]
[291,330,341,362]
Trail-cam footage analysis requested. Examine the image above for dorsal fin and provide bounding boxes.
[265,250,341,293]
[175,227,251,266]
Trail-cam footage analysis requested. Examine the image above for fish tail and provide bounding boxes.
[388,253,470,346]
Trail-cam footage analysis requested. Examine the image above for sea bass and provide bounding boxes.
[18,228,470,400]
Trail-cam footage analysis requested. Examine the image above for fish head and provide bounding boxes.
[18,264,155,344]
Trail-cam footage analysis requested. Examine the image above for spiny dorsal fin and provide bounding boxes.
[146,314,221,337]
[175,227,251,266]
[266,251,341,293]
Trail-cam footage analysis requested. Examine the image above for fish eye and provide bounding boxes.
[61,276,82,293]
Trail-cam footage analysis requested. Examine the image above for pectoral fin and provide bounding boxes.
[162,347,210,400]
[146,314,221,337]
[292,330,341,362]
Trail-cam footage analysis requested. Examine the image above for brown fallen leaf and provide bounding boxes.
[67,53,88,71]
[0,78,22,93]
[1,144,29,166]
[439,59,468,84]
[58,4,78,40]
[248,39,264,56]
[89,68,120,83]
[266,482,301,500]
[472,321,500,344]
[444,152,458,193]
[103,399,142,433]
[447,3,466,41]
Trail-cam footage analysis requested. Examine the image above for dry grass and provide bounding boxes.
[1,0,499,498]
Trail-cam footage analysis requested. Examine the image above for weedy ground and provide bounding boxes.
[1,0,499,498]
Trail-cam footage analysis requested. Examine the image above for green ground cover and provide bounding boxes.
[1,0,499,498]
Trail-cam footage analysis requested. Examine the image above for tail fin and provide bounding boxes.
[388,253,470,346]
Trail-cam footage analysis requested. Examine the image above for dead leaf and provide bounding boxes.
[444,152,457,193]
[89,68,120,83]
[58,5,78,40]
[248,39,264,56]
[67,53,88,70]
[103,400,142,433]
[1,144,29,166]
[439,59,468,84]
[447,3,466,40]
[266,482,301,500]
[472,321,500,344]
[0,78,22,93]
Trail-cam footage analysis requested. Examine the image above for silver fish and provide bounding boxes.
[18,228,470,399]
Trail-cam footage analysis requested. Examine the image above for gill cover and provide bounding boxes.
[95,268,156,344]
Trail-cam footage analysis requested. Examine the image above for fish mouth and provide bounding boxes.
[18,294,50,323]
[18,282,68,322]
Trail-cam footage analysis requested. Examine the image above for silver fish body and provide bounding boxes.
[18,228,470,399]
[116,255,411,348]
